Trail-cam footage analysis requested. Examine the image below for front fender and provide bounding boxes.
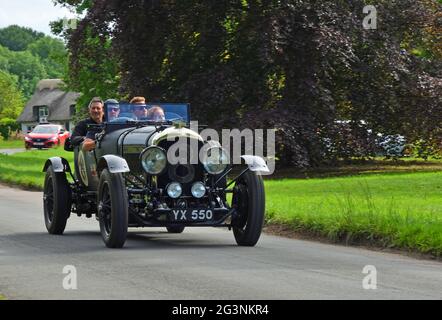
[241,155,270,174]
[42,157,72,173]
[97,155,130,174]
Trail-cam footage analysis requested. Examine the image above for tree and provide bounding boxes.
[0,45,13,70]
[7,50,47,99]
[0,70,24,120]
[0,25,45,52]
[52,0,121,110]
[55,0,442,166]
[0,26,68,99]
[27,36,68,79]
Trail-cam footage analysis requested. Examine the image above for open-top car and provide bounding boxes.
[42,102,269,248]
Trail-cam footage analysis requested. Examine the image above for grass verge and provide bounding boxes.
[0,148,73,190]
[266,172,442,257]
[271,158,442,180]
[0,138,24,149]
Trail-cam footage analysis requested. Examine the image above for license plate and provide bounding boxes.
[34,142,44,146]
[170,209,214,222]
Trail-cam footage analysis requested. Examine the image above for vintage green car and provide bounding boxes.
[42,102,269,248]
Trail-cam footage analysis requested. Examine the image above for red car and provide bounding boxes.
[25,124,70,149]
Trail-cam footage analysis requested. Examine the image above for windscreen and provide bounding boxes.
[105,103,190,125]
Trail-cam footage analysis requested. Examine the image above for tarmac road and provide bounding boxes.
[0,183,441,300]
[0,149,25,155]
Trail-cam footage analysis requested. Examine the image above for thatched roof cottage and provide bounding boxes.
[17,79,80,133]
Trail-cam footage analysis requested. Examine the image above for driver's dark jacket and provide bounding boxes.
[71,117,101,146]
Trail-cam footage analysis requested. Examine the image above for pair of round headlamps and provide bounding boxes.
[166,181,206,199]
[140,146,229,176]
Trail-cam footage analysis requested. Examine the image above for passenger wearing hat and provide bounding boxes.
[105,99,120,122]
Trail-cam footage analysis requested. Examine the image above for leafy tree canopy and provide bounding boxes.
[0,70,24,120]
[0,26,68,100]
[27,36,68,78]
[0,47,48,99]
[0,25,45,51]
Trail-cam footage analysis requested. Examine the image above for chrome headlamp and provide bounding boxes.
[140,146,167,175]
[202,146,229,175]
[167,182,183,199]
[191,182,206,199]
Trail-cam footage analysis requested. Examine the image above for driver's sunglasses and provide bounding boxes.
[110,107,120,112]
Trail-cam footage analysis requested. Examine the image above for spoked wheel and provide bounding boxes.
[98,169,128,248]
[43,166,71,234]
[232,170,265,246]
[166,226,185,234]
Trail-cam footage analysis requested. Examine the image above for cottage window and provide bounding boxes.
[39,106,49,123]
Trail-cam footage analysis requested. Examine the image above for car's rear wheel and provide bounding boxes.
[98,169,128,248]
[232,170,265,247]
[43,166,71,234]
[167,226,185,234]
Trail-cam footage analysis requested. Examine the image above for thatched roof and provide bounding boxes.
[17,79,80,123]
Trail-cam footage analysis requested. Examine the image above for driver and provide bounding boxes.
[71,97,104,152]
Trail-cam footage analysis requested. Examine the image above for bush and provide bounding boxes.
[411,139,442,160]
[323,121,378,161]
[0,118,20,140]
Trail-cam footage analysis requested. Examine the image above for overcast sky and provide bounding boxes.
[0,0,76,36]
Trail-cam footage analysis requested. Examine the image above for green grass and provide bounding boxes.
[266,172,442,256]
[0,294,6,300]
[0,148,73,189]
[272,157,442,180]
[0,138,24,149]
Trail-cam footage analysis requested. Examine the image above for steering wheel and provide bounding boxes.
[165,112,185,121]
[109,117,134,123]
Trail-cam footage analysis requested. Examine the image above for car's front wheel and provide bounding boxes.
[98,169,128,248]
[232,170,265,247]
[43,166,71,234]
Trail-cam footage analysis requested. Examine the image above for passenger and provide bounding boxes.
[146,105,166,122]
[71,97,104,152]
[130,96,148,120]
[105,99,120,122]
